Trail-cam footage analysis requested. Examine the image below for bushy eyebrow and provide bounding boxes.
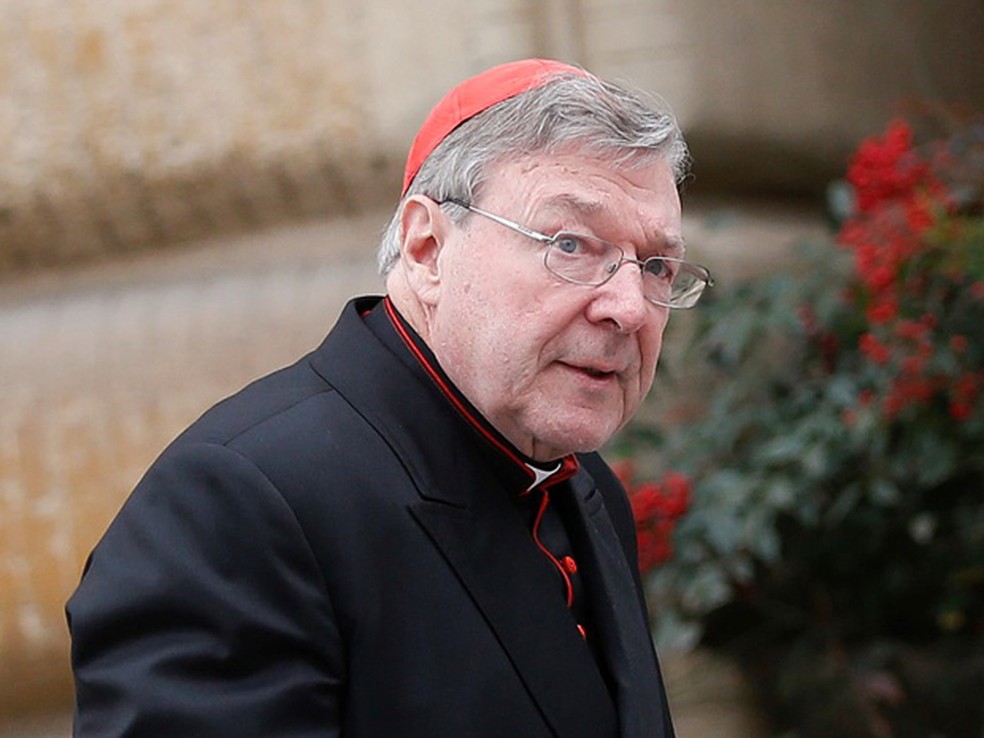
[661,233,687,258]
[540,193,686,257]
[540,193,604,218]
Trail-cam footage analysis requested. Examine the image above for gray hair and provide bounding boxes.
[378,71,689,275]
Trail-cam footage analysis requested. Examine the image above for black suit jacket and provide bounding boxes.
[67,296,675,737]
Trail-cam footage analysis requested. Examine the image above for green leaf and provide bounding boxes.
[764,478,798,511]
[870,478,901,506]
[681,563,733,614]
[756,434,808,466]
[825,482,862,524]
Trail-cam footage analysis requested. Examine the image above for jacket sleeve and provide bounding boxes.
[66,441,345,737]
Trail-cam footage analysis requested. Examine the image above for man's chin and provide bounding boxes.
[530,420,620,461]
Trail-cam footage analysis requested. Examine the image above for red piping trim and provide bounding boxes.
[384,298,536,480]
[540,456,579,490]
[531,490,574,608]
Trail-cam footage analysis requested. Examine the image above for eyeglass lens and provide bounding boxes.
[544,235,706,307]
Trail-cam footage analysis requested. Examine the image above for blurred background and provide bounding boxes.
[2,1,982,735]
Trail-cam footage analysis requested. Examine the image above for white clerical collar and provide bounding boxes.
[524,461,563,492]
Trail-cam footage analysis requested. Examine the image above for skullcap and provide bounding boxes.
[401,58,589,195]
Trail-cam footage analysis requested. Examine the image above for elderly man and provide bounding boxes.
[68,59,712,738]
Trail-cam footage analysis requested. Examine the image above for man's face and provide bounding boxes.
[426,152,682,460]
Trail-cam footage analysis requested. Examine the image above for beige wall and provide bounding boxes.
[0,216,388,717]
[2,1,981,271]
[0,0,374,269]
[675,0,984,192]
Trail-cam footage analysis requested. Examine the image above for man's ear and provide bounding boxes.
[399,196,449,306]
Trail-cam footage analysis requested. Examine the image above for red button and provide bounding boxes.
[561,556,578,575]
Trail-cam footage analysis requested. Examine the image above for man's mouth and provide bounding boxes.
[562,361,620,381]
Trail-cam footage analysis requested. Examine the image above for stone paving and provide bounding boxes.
[0,200,826,734]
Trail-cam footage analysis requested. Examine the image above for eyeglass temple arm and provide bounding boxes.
[441,198,554,244]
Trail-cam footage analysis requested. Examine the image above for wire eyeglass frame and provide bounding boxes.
[441,197,713,309]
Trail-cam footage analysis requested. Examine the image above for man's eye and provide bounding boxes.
[555,235,583,255]
[645,258,674,281]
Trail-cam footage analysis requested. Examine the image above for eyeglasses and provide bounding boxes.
[442,198,713,309]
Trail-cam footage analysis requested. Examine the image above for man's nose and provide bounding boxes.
[586,260,652,333]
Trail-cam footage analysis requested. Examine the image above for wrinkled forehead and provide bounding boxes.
[481,151,684,253]
[541,192,686,257]
[485,139,670,184]
[477,142,676,199]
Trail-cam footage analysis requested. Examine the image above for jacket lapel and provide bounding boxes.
[565,472,675,738]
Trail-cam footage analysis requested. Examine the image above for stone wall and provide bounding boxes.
[2,0,982,271]
[0,0,375,270]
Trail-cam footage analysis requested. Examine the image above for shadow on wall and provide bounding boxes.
[0,149,396,273]
[674,0,984,195]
